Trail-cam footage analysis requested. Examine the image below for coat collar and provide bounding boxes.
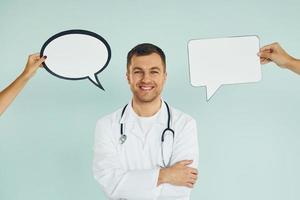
[119,99,168,125]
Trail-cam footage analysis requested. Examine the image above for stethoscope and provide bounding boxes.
[120,101,175,167]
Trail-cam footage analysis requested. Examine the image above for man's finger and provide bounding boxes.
[191,174,198,180]
[190,176,197,182]
[190,179,196,184]
[189,168,198,175]
[186,183,194,188]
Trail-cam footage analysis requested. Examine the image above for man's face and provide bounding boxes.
[127,53,167,103]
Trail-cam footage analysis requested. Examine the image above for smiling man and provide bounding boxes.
[93,43,199,200]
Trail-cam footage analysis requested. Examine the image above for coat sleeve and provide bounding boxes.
[93,118,161,199]
[159,118,199,199]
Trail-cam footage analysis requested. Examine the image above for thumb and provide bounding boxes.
[36,56,47,67]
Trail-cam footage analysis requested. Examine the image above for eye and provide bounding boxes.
[151,71,159,74]
[134,70,142,74]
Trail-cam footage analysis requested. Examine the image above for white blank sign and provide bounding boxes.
[188,36,261,100]
[40,30,111,90]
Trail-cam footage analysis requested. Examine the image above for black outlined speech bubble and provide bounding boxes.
[40,29,111,90]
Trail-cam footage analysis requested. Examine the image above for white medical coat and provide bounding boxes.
[93,101,199,200]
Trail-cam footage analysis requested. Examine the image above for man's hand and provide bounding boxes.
[157,160,198,188]
[21,53,47,80]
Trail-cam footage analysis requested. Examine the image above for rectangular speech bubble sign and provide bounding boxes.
[188,36,261,100]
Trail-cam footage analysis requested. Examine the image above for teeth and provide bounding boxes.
[140,86,153,90]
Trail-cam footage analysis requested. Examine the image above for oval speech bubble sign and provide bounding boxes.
[40,29,111,90]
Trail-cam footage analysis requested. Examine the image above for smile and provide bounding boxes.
[139,86,154,91]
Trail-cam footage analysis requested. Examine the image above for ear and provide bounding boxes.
[126,72,130,84]
[164,72,167,81]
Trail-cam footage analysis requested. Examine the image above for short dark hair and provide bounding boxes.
[127,43,166,71]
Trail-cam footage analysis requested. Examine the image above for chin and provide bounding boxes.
[135,94,160,103]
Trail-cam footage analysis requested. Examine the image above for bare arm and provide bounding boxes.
[258,42,300,75]
[0,54,46,116]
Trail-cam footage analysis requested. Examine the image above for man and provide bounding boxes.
[0,54,46,116]
[258,42,300,75]
[93,43,199,199]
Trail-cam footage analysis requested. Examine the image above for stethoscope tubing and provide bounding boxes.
[119,101,175,167]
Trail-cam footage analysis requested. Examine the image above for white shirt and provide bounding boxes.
[135,107,161,138]
[93,100,199,200]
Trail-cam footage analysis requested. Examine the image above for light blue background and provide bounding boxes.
[1,0,300,199]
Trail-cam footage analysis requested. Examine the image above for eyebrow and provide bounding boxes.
[132,66,161,71]
[150,67,161,71]
[132,67,143,71]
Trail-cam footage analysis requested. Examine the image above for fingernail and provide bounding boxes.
[43,55,47,59]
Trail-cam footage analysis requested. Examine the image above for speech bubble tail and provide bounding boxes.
[206,84,220,101]
[88,74,105,90]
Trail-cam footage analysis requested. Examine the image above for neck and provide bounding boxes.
[132,97,162,117]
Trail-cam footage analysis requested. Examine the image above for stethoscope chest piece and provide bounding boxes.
[120,134,127,144]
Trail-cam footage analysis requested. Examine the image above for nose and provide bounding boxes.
[141,72,151,83]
